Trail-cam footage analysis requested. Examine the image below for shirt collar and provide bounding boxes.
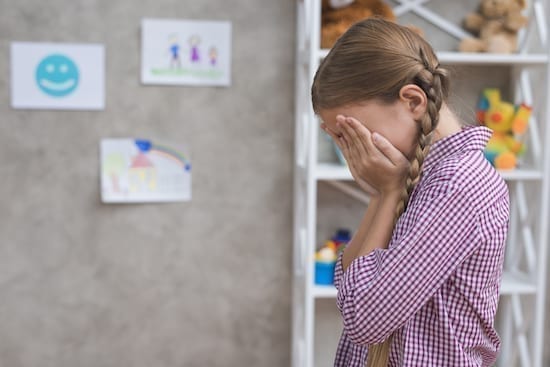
[422,125,492,174]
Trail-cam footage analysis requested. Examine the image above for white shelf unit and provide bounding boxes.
[292,1,550,367]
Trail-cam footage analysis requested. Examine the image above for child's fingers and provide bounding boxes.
[372,132,409,167]
[321,123,348,152]
[321,123,341,143]
[338,117,361,148]
[343,117,374,155]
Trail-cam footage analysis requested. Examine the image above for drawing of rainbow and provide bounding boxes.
[134,139,191,171]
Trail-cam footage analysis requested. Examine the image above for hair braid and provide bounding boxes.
[394,52,448,222]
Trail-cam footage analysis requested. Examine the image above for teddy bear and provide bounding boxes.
[321,0,395,49]
[459,0,528,53]
[477,88,531,169]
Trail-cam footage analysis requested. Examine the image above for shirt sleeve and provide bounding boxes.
[333,249,345,293]
[336,184,483,346]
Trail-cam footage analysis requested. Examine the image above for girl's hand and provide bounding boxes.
[321,121,379,197]
[335,115,410,197]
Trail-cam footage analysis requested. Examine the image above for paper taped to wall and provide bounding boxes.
[141,18,232,86]
[11,42,105,110]
[100,138,192,203]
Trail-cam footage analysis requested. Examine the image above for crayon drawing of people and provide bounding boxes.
[209,46,218,66]
[189,35,201,63]
[168,34,182,69]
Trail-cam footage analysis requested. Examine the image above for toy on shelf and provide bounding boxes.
[321,0,395,49]
[459,0,528,53]
[477,88,532,169]
[315,228,351,285]
[332,228,351,247]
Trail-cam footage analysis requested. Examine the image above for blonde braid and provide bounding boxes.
[395,52,447,222]
[366,50,448,367]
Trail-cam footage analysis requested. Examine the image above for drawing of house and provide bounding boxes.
[129,152,157,192]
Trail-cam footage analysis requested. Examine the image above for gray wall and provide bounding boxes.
[1,1,550,367]
[0,1,294,366]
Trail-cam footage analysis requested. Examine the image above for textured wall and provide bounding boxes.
[2,1,550,367]
[0,1,294,366]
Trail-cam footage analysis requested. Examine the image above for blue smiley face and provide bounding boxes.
[35,54,79,97]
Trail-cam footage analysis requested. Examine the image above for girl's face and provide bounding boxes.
[319,100,419,159]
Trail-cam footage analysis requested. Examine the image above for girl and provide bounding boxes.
[311,19,510,366]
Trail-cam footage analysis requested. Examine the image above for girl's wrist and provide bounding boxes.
[379,188,401,203]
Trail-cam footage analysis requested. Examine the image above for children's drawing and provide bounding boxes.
[101,139,191,203]
[189,35,201,63]
[141,18,231,86]
[11,42,105,110]
[168,34,182,69]
[209,46,218,66]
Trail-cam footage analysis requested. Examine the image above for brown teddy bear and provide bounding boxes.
[321,0,395,49]
[459,0,528,53]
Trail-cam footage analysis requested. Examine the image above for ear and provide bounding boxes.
[398,84,427,120]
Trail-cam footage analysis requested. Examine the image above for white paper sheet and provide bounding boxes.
[11,42,105,110]
[141,18,232,86]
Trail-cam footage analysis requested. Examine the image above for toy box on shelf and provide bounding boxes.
[314,228,351,285]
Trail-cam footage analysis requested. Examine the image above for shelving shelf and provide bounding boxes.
[293,1,550,367]
[315,162,544,181]
[312,270,538,299]
[317,49,549,65]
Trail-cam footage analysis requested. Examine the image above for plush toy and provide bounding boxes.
[459,0,528,53]
[321,0,395,49]
[477,88,531,169]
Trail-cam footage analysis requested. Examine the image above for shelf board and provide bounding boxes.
[317,49,548,65]
[313,284,337,298]
[500,169,544,180]
[315,163,543,181]
[500,271,537,294]
[438,52,548,65]
[315,163,352,180]
[312,270,537,299]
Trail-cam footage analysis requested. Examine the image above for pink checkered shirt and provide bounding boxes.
[333,126,510,366]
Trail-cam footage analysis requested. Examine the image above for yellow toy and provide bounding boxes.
[315,240,338,262]
[477,88,531,169]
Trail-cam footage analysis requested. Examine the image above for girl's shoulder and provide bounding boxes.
[415,149,507,207]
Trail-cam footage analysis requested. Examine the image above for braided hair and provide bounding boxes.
[395,50,449,221]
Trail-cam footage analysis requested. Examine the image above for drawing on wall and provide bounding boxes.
[101,139,192,203]
[11,42,105,110]
[141,18,232,86]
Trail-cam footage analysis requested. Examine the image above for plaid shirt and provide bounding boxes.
[333,126,510,366]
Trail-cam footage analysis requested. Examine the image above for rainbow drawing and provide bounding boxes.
[151,144,192,171]
[101,138,191,203]
[134,139,192,171]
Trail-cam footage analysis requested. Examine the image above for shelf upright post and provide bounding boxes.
[533,4,550,366]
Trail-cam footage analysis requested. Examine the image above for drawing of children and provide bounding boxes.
[189,35,201,63]
[168,34,182,69]
[209,46,218,66]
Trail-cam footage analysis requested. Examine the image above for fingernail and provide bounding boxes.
[372,132,379,142]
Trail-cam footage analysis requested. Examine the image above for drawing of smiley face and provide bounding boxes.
[35,54,79,97]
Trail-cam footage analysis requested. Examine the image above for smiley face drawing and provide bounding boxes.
[35,54,79,97]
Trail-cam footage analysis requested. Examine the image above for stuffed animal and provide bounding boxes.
[477,88,531,169]
[321,0,395,49]
[459,0,528,53]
